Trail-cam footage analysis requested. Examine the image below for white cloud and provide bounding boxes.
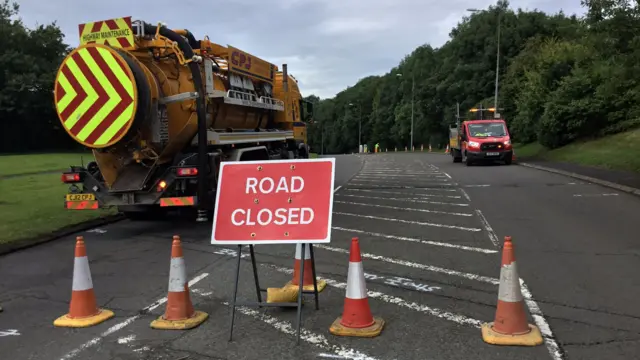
[14,0,586,99]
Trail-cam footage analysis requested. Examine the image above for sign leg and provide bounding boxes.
[295,243,305,345]
[249,245,263,304]
[228,245,243,342]
[310,244,320,310]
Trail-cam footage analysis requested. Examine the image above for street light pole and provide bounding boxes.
[468,7,502,118]
[396,73,414,150]
[348,102,362,152]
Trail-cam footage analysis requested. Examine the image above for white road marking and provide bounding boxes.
[520,279,564,360]
[314,244,499,284]
[573,193,619,197]
[258,263,484,327]
[59,273,210,360]
[133,347,151,353]
[353,178,451,183]
[474,210,500,247]
[359,172,444,176]
[364,273,441,292]
[459,189,471,202]
[86,228,107,234]
[463,184,491,188]
[335,212,482,232]
[0,329,20,337]
[117,335,136,344]
[337,193,470,207]
[331,226,498,254]
[357,174,446,178]
[345,188,462,199]
[317,354,351,359]
[442,172,452,179]
[225,303,381,360]
[347,183,457,191]
[334,200,473,217]
[334,185,342,193]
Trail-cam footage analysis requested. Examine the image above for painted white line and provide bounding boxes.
[335,212,482,232]
[442,172,452,180]
[573,193,619,197]
[318,354,351,359]
[117,335,136,344]
[332,227,498,254]
[225,302,381,360]
[359,171,443,175]
[59,273,210,360]
[334,185,342,193]
[86,228,107,234]
[364,273,441,292]
[337,193,469,207]
[357,173,446,177]
[474,210,500,247]
[334,200,473,217]
[347,183,458,191]
[260,263,484,327]
[345,188,461,199]
[463,184,491,188]
[459,188,471,202]
[520,279,564,360]
[0,329,20,337]
[314,244,499,284]
[353,178,451,183]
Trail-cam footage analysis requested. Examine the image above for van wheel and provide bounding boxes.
[504,156,512,165]
[464,153,473,166]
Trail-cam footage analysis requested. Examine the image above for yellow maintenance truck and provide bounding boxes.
[55,17,313,221]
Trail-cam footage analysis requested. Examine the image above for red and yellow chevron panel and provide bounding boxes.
[66,201,99,210]
[159,197,197,207]
[53,43,138,149]
[78,17,135,49]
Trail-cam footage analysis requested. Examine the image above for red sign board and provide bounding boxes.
[211,158,336,245]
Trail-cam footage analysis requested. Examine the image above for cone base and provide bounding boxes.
[150,310,208,330]
[481,322,543,346]
[53,308,114,328]
[329,316,385,337]
[284,279,327,293]
[266,286,300,303]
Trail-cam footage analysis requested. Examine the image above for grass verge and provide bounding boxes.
[0,152,94,176]
[0,172,116,245]
[514,127,640,172]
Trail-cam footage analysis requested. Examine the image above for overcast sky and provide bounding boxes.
[16,0,585,99]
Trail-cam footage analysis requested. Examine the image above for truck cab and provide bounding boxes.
[449,119,513,166]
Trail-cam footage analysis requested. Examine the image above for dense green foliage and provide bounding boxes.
[0,1,74,153]
[306,0,640,154]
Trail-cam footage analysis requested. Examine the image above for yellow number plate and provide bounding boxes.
[66,194,95,201]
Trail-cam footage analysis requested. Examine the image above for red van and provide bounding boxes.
[449,119,513,166]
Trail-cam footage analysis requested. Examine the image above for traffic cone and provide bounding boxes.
[512,150,517,163]
[151,235,208,330]
[481,236,543,346]
[286,243,327,292]
[429,144,432,152]
[445,145,450,154]
[54,236,114,327]
[330,237,384,337]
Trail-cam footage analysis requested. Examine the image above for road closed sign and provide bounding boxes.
[211,158,336,245]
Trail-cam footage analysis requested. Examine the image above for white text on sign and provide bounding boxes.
[232,176,314,226]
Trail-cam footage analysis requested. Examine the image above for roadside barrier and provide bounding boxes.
[329,237,384,337]
[150,235,208,330]
[54,236,114,328]
[481,236,543,346]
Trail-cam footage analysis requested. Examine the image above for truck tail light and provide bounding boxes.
[61,173,81,183]
[157,180,167,192]
[177,167,198,177]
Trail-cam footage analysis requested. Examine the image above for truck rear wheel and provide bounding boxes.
[120,206,167,221]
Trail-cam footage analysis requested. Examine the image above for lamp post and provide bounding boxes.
[396,73,414,150]
[467,7,502,118]
[348,102,362,153]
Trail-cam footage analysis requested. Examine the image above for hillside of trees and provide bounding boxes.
[305,0,640,155]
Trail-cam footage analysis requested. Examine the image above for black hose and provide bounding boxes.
[142,22,210,213]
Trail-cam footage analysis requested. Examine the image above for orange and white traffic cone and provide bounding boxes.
[445,145,450,154]
[481,236,543,346]
[54,236,114,327]
[329,237,384,337]
[151,235,208,330]
[285,243,327,292]
[429,144,432,152]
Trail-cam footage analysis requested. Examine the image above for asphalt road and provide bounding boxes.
[2,152,640,360]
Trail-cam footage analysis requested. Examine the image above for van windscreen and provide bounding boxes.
[467,123,507,137]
